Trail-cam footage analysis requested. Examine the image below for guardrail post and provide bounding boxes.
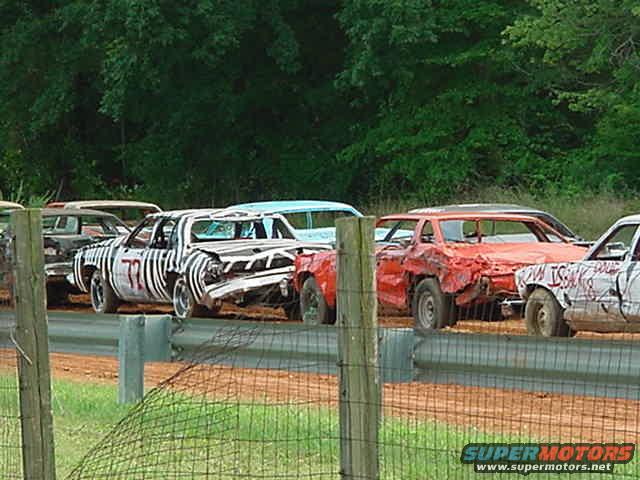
[379,329,415,383]
[336,216,380,480]
[12,209,57,480]
[144,315,172,362]
[118,316,145,404]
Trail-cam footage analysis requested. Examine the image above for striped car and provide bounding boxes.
[70,209,329,318]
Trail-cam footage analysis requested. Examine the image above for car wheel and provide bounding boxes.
[283,299,301,321]
[46,285,69,307]
[524,288,572,337]
[300,277,335,325]
[412,278,451,333]
[90,269,120,314]
[173,277,209,319]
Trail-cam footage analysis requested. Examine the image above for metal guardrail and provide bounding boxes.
[414,332,640,401]
[1,310,638,401]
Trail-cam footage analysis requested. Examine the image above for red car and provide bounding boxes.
[293,212,587,331]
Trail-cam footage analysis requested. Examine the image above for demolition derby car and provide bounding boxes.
[71,209,329,318]
[293,212,587,330]
[516,214,640,336]
[229,200,363,243]
[410,203,588,245]
[0,208,129,305]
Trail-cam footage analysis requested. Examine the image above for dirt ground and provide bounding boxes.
[47,351,640,445]
[46,294,640,340]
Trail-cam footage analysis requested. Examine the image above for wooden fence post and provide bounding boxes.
[12,209,56,480]
[336,216,380,480]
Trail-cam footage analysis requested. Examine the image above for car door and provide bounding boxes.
[610,224,640,322]
[571,222,640,321]
[375,219,418,309]
[112,217,159,301]
[143,218,178,302]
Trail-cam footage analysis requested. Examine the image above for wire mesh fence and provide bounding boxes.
[58,315,640,479]
[0,233,21,479]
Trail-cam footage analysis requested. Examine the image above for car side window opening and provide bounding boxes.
[127,217,158,248]
[151,219,177,249]
[591,224,639,261]
[309,210,356,229]
[441,219,549,244]
[421,221,435,243]
[378,220,418,245]
[283,212,308,230]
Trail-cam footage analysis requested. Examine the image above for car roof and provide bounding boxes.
[149,208,280,222]
[380,212,549,222]
[613,214,640,224]
[409,203,547,215]
[52,200,162,211]
[40,208,120,217]
[0,201,24,210]
[230,200,361,214]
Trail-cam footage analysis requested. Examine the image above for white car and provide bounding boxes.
[516,215,640,336]
[71,208,328,318]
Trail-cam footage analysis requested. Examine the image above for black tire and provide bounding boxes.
[173,277,210,319]
[283,299,301,321]
[412,278,452,333]
[46,284,69,306]
[90,269,120,314]
[300,277,335,325]
[524,288,572,337]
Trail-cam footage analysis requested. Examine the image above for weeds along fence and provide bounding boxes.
[2,212,640,479]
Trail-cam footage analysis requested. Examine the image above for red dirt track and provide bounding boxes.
[48,352,640,445]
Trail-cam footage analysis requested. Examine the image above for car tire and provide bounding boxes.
[300,277,335,325]
[90,269,120,314]
[412,278,451,333]
[46,285,69,307]
[524,288,572,337]
[283,299,301,321]
[173,277,209,319]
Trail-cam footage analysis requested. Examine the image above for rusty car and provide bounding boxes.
[516,214,640,336]
[47,200,162,227]
[0,208,130,305]
[71,208,329,318]
[293,212,587,331]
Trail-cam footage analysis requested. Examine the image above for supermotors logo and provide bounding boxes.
[461,443,635,475]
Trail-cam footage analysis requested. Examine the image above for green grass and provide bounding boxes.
[1,375,638,478]
[363,186,640,241]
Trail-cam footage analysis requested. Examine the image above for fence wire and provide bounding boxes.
[62,314,640,479]
[0,250,21,479]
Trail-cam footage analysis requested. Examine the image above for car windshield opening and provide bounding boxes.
[191,219,268,241]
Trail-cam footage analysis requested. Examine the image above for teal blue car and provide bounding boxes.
[228,200,363,244]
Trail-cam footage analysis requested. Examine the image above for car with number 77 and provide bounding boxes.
[516,215,640,336]
[70,209,329,318]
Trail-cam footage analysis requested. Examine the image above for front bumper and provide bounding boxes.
[200,266,293,308]
[45,262,73,282]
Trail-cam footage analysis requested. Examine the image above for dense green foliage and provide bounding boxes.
[0,0,638,207]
